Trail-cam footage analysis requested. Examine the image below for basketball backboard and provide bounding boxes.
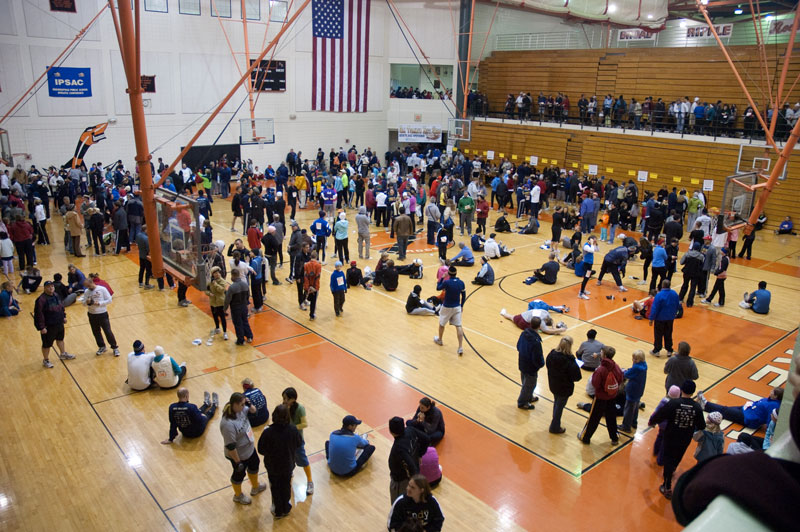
[448,118,471,142]
[239,118,275,145]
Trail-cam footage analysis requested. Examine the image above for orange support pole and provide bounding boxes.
[461,0,477,119]
[161,0,312,181]
[0,3,108,127]
[240,0,258,138]
[114,0,164,278]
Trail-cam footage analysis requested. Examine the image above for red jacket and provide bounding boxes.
[8,220,33,242]
[591,358,624,400]
[247,227,263,250]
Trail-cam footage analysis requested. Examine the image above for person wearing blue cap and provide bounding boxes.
[330,261,347,316]
[325,414,375,477]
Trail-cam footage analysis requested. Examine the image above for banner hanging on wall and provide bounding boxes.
[686,24,733,39]
[47,67,92,98]
[618,29,654,41]
[398,124,443,143]
[63,123,108,169]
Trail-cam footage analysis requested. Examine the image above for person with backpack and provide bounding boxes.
[578,346,623,445]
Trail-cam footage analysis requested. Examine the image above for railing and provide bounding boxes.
[495,31,603,51]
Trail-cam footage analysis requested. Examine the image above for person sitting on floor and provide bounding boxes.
[151,346,187,389]
[500,307,567,334]
[0,281,20,317]
[516,215,540,235]
[406,285,438,316]
[406,397,445,446]
[472,256,495,285]
[525,252,560,284]
[18,265,42,294]
[346,261,372,289]
[127,340,155,391]
[451,242,475,266]
[242,377,270,428]
[775,215,796,235]
[576,329,604,371]
[741,281,771,314]
[697,387,783,429]
[632,289,657,320]
[161,388,219,445]
[484,233,514,259]
[470,229,485,252]
[52,273,78,306]
[382,260,399,292]
[494,210,511,233]
[325,415,376,477]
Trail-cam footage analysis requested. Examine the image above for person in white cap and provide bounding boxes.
[690,97,700,133]
[151,345,187,389]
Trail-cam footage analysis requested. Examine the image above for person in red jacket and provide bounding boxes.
[8,215,35,270]
[246,219,263,251]
[578,346,624,445]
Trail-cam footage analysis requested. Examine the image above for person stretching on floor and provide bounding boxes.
[500,307,567,334]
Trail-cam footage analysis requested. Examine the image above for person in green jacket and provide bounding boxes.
[457,195,475,236]
[686,192,703,233]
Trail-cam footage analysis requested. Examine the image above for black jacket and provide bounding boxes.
[261,233,281,256]
[388,426,429,482]
[517,327,543,375]
[257,423,301,476]
[545,349,582,397]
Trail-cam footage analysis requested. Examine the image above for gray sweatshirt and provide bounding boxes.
[355,206,371,235]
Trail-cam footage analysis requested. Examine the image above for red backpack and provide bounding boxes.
[604,369,619,397]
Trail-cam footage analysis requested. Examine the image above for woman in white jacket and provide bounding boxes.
[33,198,49,245]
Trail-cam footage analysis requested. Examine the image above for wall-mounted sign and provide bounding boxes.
[398,124,442,143]
[141,75,156,93]
[686,24,732,39]
[768,18,799,36]
[47,67,91,98]
[50,0,76,13]
[618,29,654,41]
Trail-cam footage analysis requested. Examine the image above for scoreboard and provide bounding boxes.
[250,60,286,92]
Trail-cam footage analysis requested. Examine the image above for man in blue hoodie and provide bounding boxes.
[697,387,783,429]
[649,279,680,357]
[517,316,544,410]
[310,210,331,264]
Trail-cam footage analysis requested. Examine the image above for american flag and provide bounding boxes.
[312,0,370,112]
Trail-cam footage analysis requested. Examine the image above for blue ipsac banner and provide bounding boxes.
[47,67,92,98]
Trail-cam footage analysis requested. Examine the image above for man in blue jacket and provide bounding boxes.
[434,265,466,355]
[310,211,331,264]
[698,387,783,429]
[325,415,375,476]
[161,388,218,444]
[517,316,544,410]
[649,279,680,357]
[597,245,630,291]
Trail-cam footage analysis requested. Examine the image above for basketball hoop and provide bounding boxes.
[12,153,31,161]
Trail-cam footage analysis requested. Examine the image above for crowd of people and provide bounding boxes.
[0,137,789,525]
[462,90,800,140]
[390,87,453,101]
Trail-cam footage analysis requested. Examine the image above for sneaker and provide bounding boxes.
[583,289,591,295]
[618,286,628,292]
[139,283,144,288]
[578,293,590,300]
[433,336,443,346]
[144,284,154,290]
[637,280,646,285]
[549,427,566,434]
[517,403,535,410]
[250,482,267,496]
[204,391,211,405]
[713,302,722,307]
[596,280,603,286]
[743,291,749,302]
[212,392,219,406]
[611,439,620,446]
[285,277,293,283]
[500,308,507,316]
[619,426,632,433]
[649,349,661,357]
[223,333,229,340]
[233,493,252,505]
[700,299,710,304]
[562,307,570,313]
[659,485,673,500]
[58,352,75,360]
[696,391,708,409]
[43,359,54,368]
[457,347,463,356]
[96,347,107,356]
[113,348,120,357]
[306,481,314,495]
[179,300,190,307]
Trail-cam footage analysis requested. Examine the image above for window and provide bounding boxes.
[269,0,288,22]
[243,0,259,20]
[144,0,168,13]
[210,0,231,18]
[178,0,200,15]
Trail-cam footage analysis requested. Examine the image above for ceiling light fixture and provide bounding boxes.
[680,20,688,28]
[647,14,653,20]
[608,4,618,14]
[734,8,743,15]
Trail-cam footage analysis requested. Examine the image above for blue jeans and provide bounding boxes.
[608,224,617,243]
[550,395,569,431]
[621,397,640,430]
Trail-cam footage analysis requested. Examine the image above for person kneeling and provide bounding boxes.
[325,415,376,477]
[406,285,438,316]
[161,387,218,444]
[151,346,187,389]
[472,256,495,285]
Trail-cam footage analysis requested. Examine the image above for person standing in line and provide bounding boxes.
[257,404,302,519]
[330,260,347,317]
[112,200,131,254]
[224,269,253,345]
[83,277,119,356]
[64,205,86,257]
[516,316,544,411]
[282,387,315,495]
[647,380,705,500]
[135,228,154,289]
[649,279,680,358]
[303,251,322,320]
[219,393,267,505]
[619,350,648,434]
[161,388,219,445]
[433,265,466,356]
[545,336,582,434]
[578,346,623,445]
[294,243,311,310]
[701,247,728,307]
[355,206,371,260]
[393,206,414,261]
[33,280,75,368]
[285,221,303,282]
[333,212,350,263]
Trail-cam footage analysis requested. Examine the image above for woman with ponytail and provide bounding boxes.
[281,387,314,495]
[219,392,265,505]
[407,397,445,445]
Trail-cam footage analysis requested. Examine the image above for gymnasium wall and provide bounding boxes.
[460,121,799,231]
[0,0,458,171]
[478,46,800,122]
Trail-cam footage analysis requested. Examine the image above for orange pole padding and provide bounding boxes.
[743,111,800,236]
[461,0,477,119]
[0,2,109,127]
[115,0,164,279]
[696,0,780,155]
[161,0,312,182]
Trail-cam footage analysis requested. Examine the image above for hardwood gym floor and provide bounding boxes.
[1,197,798,531]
